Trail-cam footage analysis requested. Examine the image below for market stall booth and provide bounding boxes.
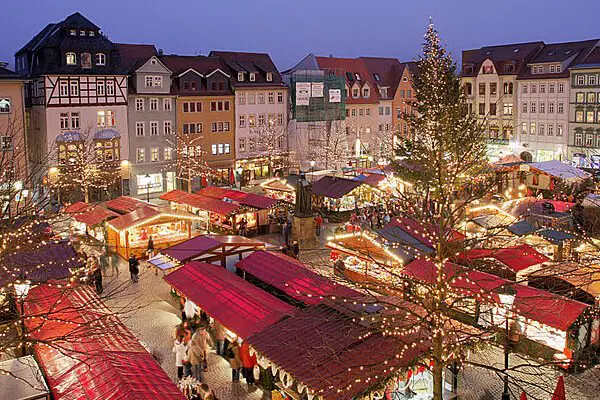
[106,195,151,214]
[522,228,578,261]
[197,186,284,234]
[164,261,295,341]
[521,160,591,191]
[23,284,185,400]
[311,175,363,213]
[69,205,119,243]
[64,201,91,214]
[501,197,575,230]
[106,206,204,259]
[160,189,240,233]
[0,356,50,400]
[246,301,431,400]
[150,234,266,274]
[260,176,298,204]
[236,250,361,306]
[404,259,598,362]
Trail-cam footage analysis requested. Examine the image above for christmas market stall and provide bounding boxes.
[522,160,590,191]
[246,300,432,400]
[106,195,151,214]
[149,234,266,274]
[23,283,186,400]
[197,186,284,234]
[522,228,578,261]
[260,176,299,204]
[404,259,599,361]
[501,197,575,230]
[69,205,119,243]
[106,206,205,259]
[311,176,363,213]
[164,261,295,343]
[236,250,361,306]
[160,190,241,232]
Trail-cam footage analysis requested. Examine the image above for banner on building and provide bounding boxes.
[329,89,341,103]
[311,82,324,97]
[296,82,311,106]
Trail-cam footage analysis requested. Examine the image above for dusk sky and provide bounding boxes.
[2,0,600,70]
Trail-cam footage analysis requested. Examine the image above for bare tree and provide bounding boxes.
[248,119,289,177]
[165,131,213,192]
[310,120,348,170]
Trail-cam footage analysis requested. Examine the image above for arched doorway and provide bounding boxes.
[520,151,533,163]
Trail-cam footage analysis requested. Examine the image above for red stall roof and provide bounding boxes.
[64,201,91,214]
[164,261,295,338]
[236,250,361,305]
[459,244,550,272]
[162,235,264,263]
[311,176,362,199]
[247,303,430,400]
[196,187,278,209]
[107,206,161,231]
[24,284,185,400]
[404,259,589,331]
[159,189,189,202]
[73,206,119,226]
[106,196,150,214]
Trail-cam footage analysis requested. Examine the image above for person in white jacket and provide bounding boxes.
[173,334,189,380]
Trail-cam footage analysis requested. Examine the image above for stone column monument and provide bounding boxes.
[292,173,316,247]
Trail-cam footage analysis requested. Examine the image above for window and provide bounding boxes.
[239,138,246,152]
[266,72,273,82]
[549,84,555,93]
[268,113,275,126]
[407,90,411,98]
[590,76,597,86]
[557,124,563,136]
[576,92,585,103]
[249,72,256,82]
[248,93,255,104]
[66,52,76,65]
[211,144,217,155]
[532,66,538,74]
[268,92,274,104]
[539,102,545,113]
[150,121,159,136]
[586,134,594,147]
[238,72,245,81]
[218,143,224,154]
[150,147,159,162]
[79,52,91,68]
[363,87,370,98]
[373,73,381,81]
[163,98,172,111]
[530,102,536,113]
[1,136,12,150]
[359,108,364,116]
[59,81,69,97]
[164,147,172,160]
[522,84,528,94]
[150,98,158,111]
[575,133,583,146]
[366,108,370,116]
[503,82,513,95]
[60,113,69,130]
[69,29,76,36]
[549,102,555,113]
[258,93,265,104]
[239,115,246,127]
[258,114,265,126]
[539,123,545,136]
[135,98,144,111]
[136,122,145,136]
[353,89,359,98]
[145,76,153,87]
[587,110,595,122]
[587,93,596,104]
[238,92,246,105]
[211,122,217,132]
[550,65,556,73]
[71,112,80,129]
[557,102,564,113]
[490,103,497,116]
[490,83,497,96]
[503,103,513,116]
[479,103,485,115]
[464,83,473,96]
[522,102,528,113]
[277,113,284,126]
[153,76,162,87]
[106,80,114,95]
[479,83,486,96]
[577,75,585,86]
[558,83,565,93]
[69,81,79,96]
[105,111,116,127]
[277,92,283,103]
[530,122,536,135]
[136,148,145,162]
[379,106,384,116]
[531,84,537,94]
[249,115,256,127]
[521,122,528,135]
[164,120,172,135]
[95,53,106,66]
[548,124,554,136]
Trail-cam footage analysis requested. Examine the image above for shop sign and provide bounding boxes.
[311,82,324,97]
[296,82,311,106]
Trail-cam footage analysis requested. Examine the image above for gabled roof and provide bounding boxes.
[210,50,284,87]
[315,56,380,104]
[520,39,599,79]
[0,65,23,80]
[159,55,226,76]
[106,196,150,214]
[359,57,404,99]
[575,46,600,67]
[461,41,544,77]
[311,176,361,198]
[116,43,158,73]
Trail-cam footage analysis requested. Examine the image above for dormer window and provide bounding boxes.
[354,73,361,81]
[352,88,359,98]
[556,64,561,73]
[66,52,76,65]
[80,30,86,36]
[464,66,473,75]
[238,72,245,81]
[532,66,538,74]
[379,87,387,97]
[249,72,256,82]
[69,29,76,36]
[550,65,555,73]
[373,73,381,81]
[266,72,273,82]
[95,53,106,66]
[538,65,545,74]
[363,87,370,98]
[89,31,95,37]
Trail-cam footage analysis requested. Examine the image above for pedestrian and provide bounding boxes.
[192,325,212,363]
[184,297,197,322]
[240,340,257,385]
[199,383,215,400]
[239,218,247,236]
[173,320,193,344]
[282,221,290,246]
[188,332,206,382]
[292,240,300,259]
[147,235,155,258]
[128,254,140,282]
[281,244,290,256]
[227,339,242,382]
[213,322,226,356]
[99,246,109,270]
[92,265,103,294]
[173,334,189,380]
[315,213,323,236]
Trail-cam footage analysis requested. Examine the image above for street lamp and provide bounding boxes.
[495,284,517,400]
[237,167,244,189]
[309,160,316,182]
[14,280,31,357]
[144,174,151,202]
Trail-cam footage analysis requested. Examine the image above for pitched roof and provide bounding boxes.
[0,65,23,80]
[106,196,150,214]
[116,43,158,73]
[209,51,284,87]
[72,206,119,226]
[520,39,599,79]
[315,56,380,104]
[459,244,550,273]
[359,57,404,99]
[576,46,600,67]
[195,187,278,209]
[461,41,544,77]
[311,176,361,198]
[159,55,225,76]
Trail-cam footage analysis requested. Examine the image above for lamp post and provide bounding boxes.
[237,167,244,189]
[144,174,151,202]
[14,280,31,357]
[495,284,517,400]
[309,160,315,182]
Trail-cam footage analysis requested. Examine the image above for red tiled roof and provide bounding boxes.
[24,284,185,400]
[161,190,240,215]
[107,206,161,231]
[311,176,362,199]
[315,56,380,104]
[106,196,149,214]
[236,250,361,305]
[162,235,222,262]
[64,201,91,214]
[404,259,588,331]
[359,57,404,99]
[159,190,189,202]
[73,207,119,226]
[196,186,231,199]
[247,304,430,400]
[164,261,295,338]
[196,187,278,209]
[460,244,550,273]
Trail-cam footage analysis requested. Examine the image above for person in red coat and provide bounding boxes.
[240,341,258,385]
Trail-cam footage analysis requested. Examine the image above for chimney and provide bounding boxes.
[158,48,163,56]
[329,54,334,58]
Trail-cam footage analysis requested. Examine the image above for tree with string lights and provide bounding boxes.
[248,119,289,177]
[165,130,214,192]
[310,120,348,171]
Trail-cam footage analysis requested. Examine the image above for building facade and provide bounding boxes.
[15,12,129,200]
[569,47,600,167]
[120,45,178,199]
[210,51,287,182]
